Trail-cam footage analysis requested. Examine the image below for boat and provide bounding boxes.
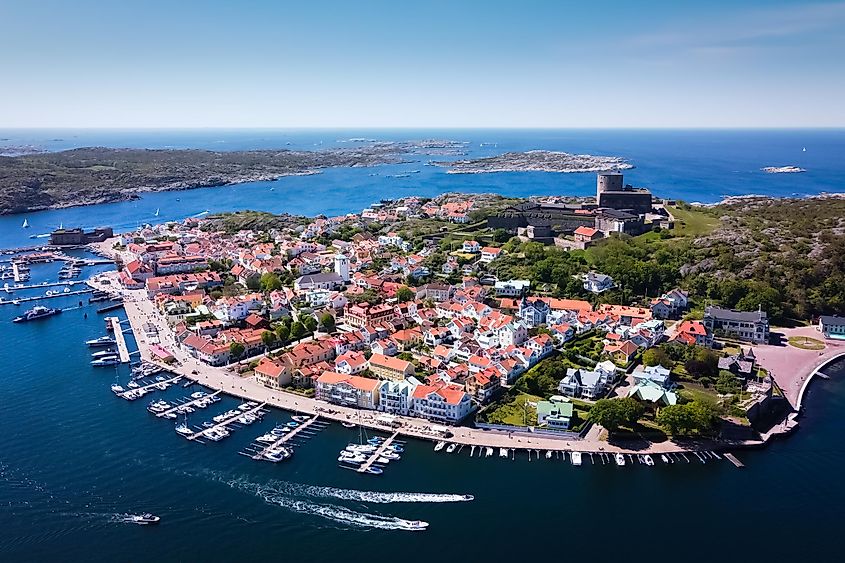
[175,424,193,437]
[380,451,400,460]
[12,306,62,323]
[433,441,446,452]
[446,443,457,453]
[129,513,160,525]
[571,452,582,466]
[545,451,552,459]
[341,421,355,428]
[643,455,655,466]
[388,444,404,453]
[499,448,508,458]
[485,447,493,457]
[86,336,116,347]
[22,218,29,228]
[263,448,292,463]
[91,357,120,366]
[154,208,160,217]
[401,520,428,531]
[363,466,383,475]
[291,415,310,423]
[256,433,277,444]
[110,384,125,393]
[614,453,626,466]
[127,381,139,389]
[367,437,382,445]
[92,349,117,359]
[286,421,299,428]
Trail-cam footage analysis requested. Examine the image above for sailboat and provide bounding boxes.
[154,208,160,217]
[22,219,29,228]
[802,147,807,152]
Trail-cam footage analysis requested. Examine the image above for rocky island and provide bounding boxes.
[433,150,634,174]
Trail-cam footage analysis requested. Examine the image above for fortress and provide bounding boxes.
[595,172,653,215]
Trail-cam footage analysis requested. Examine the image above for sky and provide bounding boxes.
[1,0,843,128]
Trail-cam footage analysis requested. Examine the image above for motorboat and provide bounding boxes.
[615,453,626,466]
[380,451,400,460]
[86,336,116,347]
[342,422,356,428]
[175,424,193,437]
[433,441,446,452]
[499,448,508,458]
[401,520,428,531]
[571,452,582,466]
[363,466,383,475]
[661,454,670,464]
[110,384,125,394]
[13,305,62,323]
[92,349,117,359]
[263,448,292,463]
[446,443,457,453]
[256,433,277,444]
[388,444,404,453]
[291,415,310,423]
[91,357,120,367]
[643,455,655,467]
[190,392,207,400]
[127,381,140,389]
[367,437,383,445]
[286,421,299,428]
[545,451,552,459]
[129,513,160,525]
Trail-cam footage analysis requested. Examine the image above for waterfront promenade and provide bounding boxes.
[87,269,758,456]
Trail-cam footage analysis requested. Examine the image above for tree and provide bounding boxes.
[290,321,305,339]
[643,347,672,368]
[245,275,261,291]
[275,324,290,342]
[492,229,511,243]
[396,285,414,303]
[259,272,283,292]
[261,330,276,350]
[715,371,740,395]
[302,315,318,333]
[319,312,335,332]
[588,397,645,432]
[656,404,696,435]
[229,342,245,360]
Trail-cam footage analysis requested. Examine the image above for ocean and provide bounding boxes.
[1,129,844,562]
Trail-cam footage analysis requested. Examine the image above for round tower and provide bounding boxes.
[334,254,349,282]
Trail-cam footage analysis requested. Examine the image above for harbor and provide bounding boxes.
[183,402,268,442]
[105,316,131,363]
[240,415,328,462]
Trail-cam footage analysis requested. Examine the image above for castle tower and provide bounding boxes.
[596,172,624,200]
[334,254,349,282]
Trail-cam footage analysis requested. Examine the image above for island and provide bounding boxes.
[433,150,634,174]
[761,165,806,173]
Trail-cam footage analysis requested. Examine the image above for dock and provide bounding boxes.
[156,390,222,418]
[186,402,267,441]
[724,453,745,468]
[2,280,87,293]
[243,416,323,460]
[0,288,92,306]
[107,316,131,363]
[97,302,125,314]
[357,431,400,473]
[116,374,182,400]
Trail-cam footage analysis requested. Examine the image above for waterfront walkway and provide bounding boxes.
[107,316,130,363]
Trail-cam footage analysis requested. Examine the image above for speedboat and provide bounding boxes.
[291,415,310,423]
[263,448,292,463]
[615,453,626,466]
[545,451,552,459]
[286,421,299,428]
[175,424,192,437]
[433,441,446,452]
[367,437,382,445]
[91,357,120,366]
[129,513,160,525]
[363,466,383,475]
[499,448,508,458]
[401,520,428,531]
[256,433,277,444]
[571,452,582,466]
[190,392,207,399]
[446,443,457,453]
[660,454,670,464]
[388,444,404,453]
[380,451,400,460]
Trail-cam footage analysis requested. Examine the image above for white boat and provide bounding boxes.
[92,349,117,359]
[615,453,626,466]
[380,451,400,460]
[263,448,292,463]
[338,454,367,464]
[22,219,29,228]
[545,451,552,459]
[175,424,193,437]
[91,357,120,366]
[643,455,655,466]
[485,447,493,457]
[446,443,457,453]
[110,384,125,393]
[661,454,670,464]
[127,381,139,389]
[400,519,428,531]
[154,208,160,217]
[571,452,582,466]
[433,441,446,452]
[256,433,277,444]
[499,448,508,458]
[128,513,160,525]
[86,336,116,347]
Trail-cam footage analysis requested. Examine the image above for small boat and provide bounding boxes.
[571,452,582,466]
[291,415,310,423]
[388,444,404,453]
[401,520,428,530]
[256,433,277,444]
[615,453,626,466]
[643,455,655,466]
[129,513,160,525]
[367,437,382,445]
[342,422,356,428]
[22,218,29,228]
[110,384,125,393]
[446,443,457,453]
[363,466,383,475]
[433,441,446,452]
[286,421,299,428]
[127,381,140,389]
[175,424,192,437]
[660,454,670,464]
[380,451,400,460]
[263,448,292,463]
[485,447,493,457]
[545,451,552,459]
[499,448,508,458]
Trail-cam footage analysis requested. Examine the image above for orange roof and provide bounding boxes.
[369,353,412,372]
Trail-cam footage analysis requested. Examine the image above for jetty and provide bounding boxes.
[2,280,87,293]
[97,302,124,314]
[724,453,745,468]
[357,431,401,473]
[243,416,323,460]
[0,288,92,306]
[186,402,267,441]
[156,390,222,418]
[106,316,131,363]
[116,374,182,400]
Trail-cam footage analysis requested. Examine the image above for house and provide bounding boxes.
[294,272,344,292]
[603,340,639,364]
[334,351,369,375]
[464,368,501,403]
[573,226,603,244]
[368,353,415,380]
[315,371,380,409]
[494,279,530,297]
[412,384,474,424]
[254,357,292,389]
[526,333,554,359]
[703,306,769,344]
[536,396,574,430]
[462,240,481,253]
[649,299,673,320]
[627,380,678,406]
[632,364,672,388]
[378,378,420,416]
[416,283,451,303]
[819,315,845,339]
[558,364,615,400]
[718,348,757,379]
[344,303,395,329]
[582,272,615,294]
[670,320,713,347]
[479,247,503,263]
[519,296,550,328]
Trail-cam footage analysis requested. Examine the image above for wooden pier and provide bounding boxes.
[106,316,131,363]
[244,416,322,460]
[116,374,182,400]
[186,403,267,441]
[156,390,222,418]
[357,431,401,473]
[724,453,745,468]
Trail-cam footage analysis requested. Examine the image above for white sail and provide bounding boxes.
[155,208,160,216]
[22,219,29,228]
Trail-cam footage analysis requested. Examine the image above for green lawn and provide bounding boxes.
[788,336,825,350]
[675,381,721,403]
[483,392,543,426]
[667,205,719,237]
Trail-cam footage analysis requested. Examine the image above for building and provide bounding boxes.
[703,306,769,344]
[558,365,615,400]
[294,272,344,292]
[487,202,594,233]
[494,279,530,297]
[536,396,574,430]
[368,353,415,380]
[718,348,757,379]
[49,227,114,246]
[582,272,614,294]
[344,303,395,328]
[412,385,474,424]
[819,315,845,339]
[315,371,380,409]
[254,357,292,389]
[573,226,602,244]
[334,254,350,282]
[632,365,672,388]
[595,172,652,214]
[594,208,645,235]
[480,247,503,263]
[378,377,420,416]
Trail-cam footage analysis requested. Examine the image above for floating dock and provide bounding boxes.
[724,453,744,468]
[0,288,92,306]
[357,431,401,473]
[156,390,222,418]
[116,374,182,400]
[2,280,87,293]
[244,416,322,460]
[186,403,267,441]
[106,316,131,363]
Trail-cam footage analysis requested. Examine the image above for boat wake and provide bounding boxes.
[295,483,473,504]
[227,477,427,531]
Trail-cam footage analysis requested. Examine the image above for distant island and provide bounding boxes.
[761,165,806,174]
[433,150,634,174]
[0,140,463,215]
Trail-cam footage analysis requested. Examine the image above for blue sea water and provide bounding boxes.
[1,130,845,562]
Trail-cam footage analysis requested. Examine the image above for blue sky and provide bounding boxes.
[1,0,843,127]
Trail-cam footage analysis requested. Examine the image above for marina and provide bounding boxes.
[105,316,131,363]
[115,374,183,400]
[183,402,268,442]
[355,431,402,474]
[152,390,223,418]
[240,415,328,462]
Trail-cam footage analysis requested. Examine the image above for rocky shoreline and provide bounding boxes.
[433,150,634,174]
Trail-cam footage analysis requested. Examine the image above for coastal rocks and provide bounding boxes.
[433,150,634,174]
[761,165,806,173]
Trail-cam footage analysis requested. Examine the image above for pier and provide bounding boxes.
[242,416,323,460]
[116,374,182,400]
[357,431,400,473]
[186,402,267,441]
[724,453,745,468]
[156,390,222,418]
[2,280,87,293]
[0,288,92,306]
[106,316,131,363]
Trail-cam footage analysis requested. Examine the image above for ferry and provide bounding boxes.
[128,513,160,525]
[571,452,582,466]
[86,336,116,347]
[13,305,62,323]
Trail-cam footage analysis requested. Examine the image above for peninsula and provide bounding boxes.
[434,150,634,174]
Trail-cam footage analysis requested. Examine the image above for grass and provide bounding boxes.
[483,392,543,426]
[675,381,721,403]
[667,205,719,237]
[788,336,825,350]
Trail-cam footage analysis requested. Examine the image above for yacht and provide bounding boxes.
[433,441,446,452]
[614,453,626,466]
[92,349,117,359]
[446,443,457,453]
[86,336,116,347]
[571,452,582,466]
[129,513,160,525]
[256,433,277,444]
[13,306,62,323]
[110,384,125,394]
[91,357,120,366]
[175,424,193,437]
[263,449,292,463]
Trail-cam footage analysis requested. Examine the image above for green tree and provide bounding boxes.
[643,347,672,368]
[259,272,283,292]
[587,399,626,432]
[715,371,740,395]
[396,285,415,303]
[245,275,261,291]
[275,324,290,342]
[229,342,245,360]
[290,321,305,339]
[492,229,511,243]
[302,316,318,333]
[319,312,335,332]
[261,330,276,349]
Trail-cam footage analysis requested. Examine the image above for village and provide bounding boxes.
[93,174,843,447]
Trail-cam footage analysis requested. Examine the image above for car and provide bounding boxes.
[191,369,199,375]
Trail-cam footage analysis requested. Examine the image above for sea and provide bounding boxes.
[1,129,844,562]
